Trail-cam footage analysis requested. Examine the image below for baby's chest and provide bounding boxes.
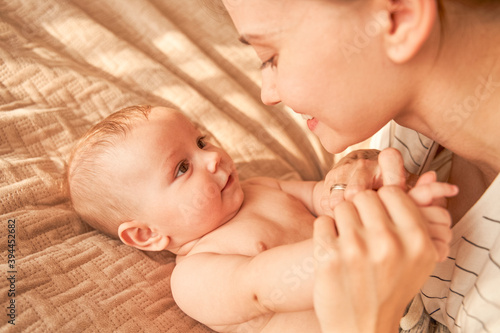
[209,186,316,256]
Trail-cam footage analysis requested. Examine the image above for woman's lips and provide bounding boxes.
[301,114,318,131]
[307,118,318,131]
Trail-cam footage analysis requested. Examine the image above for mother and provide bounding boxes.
[220,0,500,332]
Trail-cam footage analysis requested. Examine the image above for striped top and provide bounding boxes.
[372,121,500,332]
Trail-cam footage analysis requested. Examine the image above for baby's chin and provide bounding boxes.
[225,183,245,221]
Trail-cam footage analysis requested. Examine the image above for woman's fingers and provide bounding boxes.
[321,148,413,217]
[321,149,382,214]
[313,187,437,333]
[333,201,367,260]
[378,148,407,189]
[351,190,394,231]
[344,166,377,199]
[376,186,442,274]
[313,213,377,332]
[313,215,338,251]
[313,216,349,331]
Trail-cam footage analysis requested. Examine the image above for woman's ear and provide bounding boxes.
[382,0,437,63]
[118,221,170,251]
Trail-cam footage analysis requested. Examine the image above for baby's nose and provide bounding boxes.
[205,151,221,173]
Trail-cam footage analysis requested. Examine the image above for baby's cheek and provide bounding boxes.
[189,183,220,212]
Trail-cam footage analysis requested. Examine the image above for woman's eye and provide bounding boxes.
[175,160,190,178]
[197,136,207,149]
[260,56,277,70]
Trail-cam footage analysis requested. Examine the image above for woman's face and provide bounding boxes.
[224,0,405,153]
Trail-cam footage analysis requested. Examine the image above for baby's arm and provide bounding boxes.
[272,170,457,261]
[279,179,325,216]
[246,177,324,216]
[171,239,315,330]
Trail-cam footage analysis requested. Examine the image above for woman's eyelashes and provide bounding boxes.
[260,56,277,70]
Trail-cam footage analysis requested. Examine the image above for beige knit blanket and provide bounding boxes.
[0,1,333,332]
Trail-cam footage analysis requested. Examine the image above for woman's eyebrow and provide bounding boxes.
[239,30,280,46]
[238,33,268,46]
[238,35,253,45]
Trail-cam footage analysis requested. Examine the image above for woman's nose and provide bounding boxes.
[260,69,281,105]
[205,150,221,173]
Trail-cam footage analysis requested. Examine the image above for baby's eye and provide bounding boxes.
[175,160,190,178]
[197,136,207,149]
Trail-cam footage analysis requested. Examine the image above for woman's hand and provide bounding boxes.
[321,148,414,216]
[313,188,443,333]
[313,164,457,333]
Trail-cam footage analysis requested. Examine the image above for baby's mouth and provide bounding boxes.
[222,174,234,192]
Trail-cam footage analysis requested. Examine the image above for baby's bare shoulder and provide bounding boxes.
[242,177,281,189]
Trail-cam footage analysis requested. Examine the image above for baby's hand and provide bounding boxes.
[408,171,459,262]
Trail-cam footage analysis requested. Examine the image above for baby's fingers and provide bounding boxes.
[420,206,453,261]
[419,206,452,227]
[414,171,437,187]
[409,182,459,207]
[427,232,451,262]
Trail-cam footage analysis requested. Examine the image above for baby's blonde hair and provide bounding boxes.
[67,105,152,237]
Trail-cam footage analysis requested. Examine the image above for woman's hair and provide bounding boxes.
[200,0,500,33]
[66,105,152,238]
[198,0,231,22]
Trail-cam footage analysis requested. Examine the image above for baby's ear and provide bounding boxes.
[118,221,170,251]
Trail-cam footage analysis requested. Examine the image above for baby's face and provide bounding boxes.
[111,107,244,249]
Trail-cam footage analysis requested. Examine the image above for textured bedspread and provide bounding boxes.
[0,1,333,332]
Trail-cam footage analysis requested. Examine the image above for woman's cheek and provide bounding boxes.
[278,74,316,113]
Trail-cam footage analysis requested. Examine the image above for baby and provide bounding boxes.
[67,105,456,333]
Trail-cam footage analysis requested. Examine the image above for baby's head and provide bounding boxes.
[67,105,244,253]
